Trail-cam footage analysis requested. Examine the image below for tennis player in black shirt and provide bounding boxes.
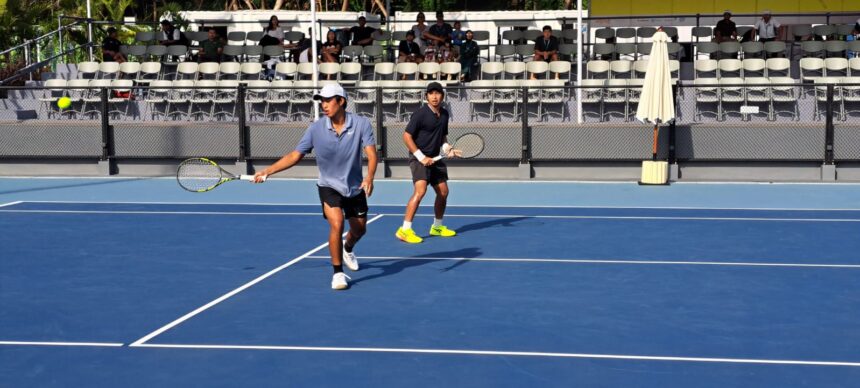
[396,82,457,243]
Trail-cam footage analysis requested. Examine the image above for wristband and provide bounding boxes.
[413,150,427,160]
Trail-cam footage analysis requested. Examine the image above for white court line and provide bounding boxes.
[434,214,860,222]
[133,343,860,367]
[0,200,22,208]
[307,255,860,269]
[2,208,857,222]
[129,214,385,347]
[18,200,860,211]
[0,210,323,216]
[0,341,123,347]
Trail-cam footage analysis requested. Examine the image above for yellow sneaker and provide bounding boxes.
[396,227,423,243]
[429,225,457,237]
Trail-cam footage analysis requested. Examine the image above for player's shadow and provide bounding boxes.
[453,216,531,235]
[352,247,482,285]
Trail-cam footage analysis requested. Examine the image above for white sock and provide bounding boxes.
[433,218,443,227]
[402,221,413,230]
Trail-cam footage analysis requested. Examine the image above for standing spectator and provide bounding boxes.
[714,11,738,43]
[102,27,127,63]
[260,15,285,46]
[399,30,423,65]
[350,16,376,46]
[853,17,860,36]
[753,10,782,42]
[459,30,479,82]
[198,28,224,63]
[426,11,453,49]
[533,25,559,65]
[411,12,429,53]
[321,30,343,64]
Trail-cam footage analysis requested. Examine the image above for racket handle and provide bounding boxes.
[432,155,444,161]
[240,174,266,182]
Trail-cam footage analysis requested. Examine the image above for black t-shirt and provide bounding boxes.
[405,105,449,157]
[350,26,376,46]
[428,23,453,42]
[715,20,737,38]
[534,36,559,52]
[399,40,420,57]
[102,37,121,53]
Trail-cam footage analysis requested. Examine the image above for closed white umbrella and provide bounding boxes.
[635,29,675,184]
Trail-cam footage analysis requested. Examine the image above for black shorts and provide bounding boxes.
[317,186,368,219]
[409,158,448,185]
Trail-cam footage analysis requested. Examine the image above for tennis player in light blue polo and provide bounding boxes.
[253,83,378,290]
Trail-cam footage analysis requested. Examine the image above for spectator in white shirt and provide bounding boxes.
[753,10,782,42]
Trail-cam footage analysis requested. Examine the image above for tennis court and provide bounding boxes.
[2,178,860,386]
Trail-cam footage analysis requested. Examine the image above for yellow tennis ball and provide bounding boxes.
[57,96,71,109]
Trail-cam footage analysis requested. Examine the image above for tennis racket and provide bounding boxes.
[177,158,265,193]
[433,133,485,161]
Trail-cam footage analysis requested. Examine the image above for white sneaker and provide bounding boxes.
[331,272,351,290]
[342,241,359,271]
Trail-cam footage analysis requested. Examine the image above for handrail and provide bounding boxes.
[0,44,91,86]
[0,20,84,57]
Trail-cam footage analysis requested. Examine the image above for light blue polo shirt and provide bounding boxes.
[295,112,376,198]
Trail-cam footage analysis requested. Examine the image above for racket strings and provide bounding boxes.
[454,134,485,159]
[177,159,223,191]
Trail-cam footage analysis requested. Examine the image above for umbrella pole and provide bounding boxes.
[651,124,658,161]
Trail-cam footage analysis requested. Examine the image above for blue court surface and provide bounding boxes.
[2,178,860,387]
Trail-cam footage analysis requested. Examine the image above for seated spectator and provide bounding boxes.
[102,27,127,63]
[753,10,782,42]
[158,20,187,46]
[533,25,559,65]
[426,11,452,49]
[399,30,423,64]
[198,28,224,63]
[321,30,343,64]
[260,15,285,46]
[714,11,737,43]
[853,17,860,36]
[284,28,314,63]
[451,21,466,52]
[437,40,458,66]
[350,16,376,46]
[459,30,479,82]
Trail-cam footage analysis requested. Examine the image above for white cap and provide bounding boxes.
[762,9,771,15]
[313,83,347,100]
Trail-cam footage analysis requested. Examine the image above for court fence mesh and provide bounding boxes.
[1,81,857,164]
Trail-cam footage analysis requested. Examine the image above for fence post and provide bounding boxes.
[822,83,836,181]
[99,87,114,175]
[519,85,531,179]
[375,86,386,178]
[237,83,248,163]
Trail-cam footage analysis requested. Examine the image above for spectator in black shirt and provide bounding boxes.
[399,30,423,64]
[459,30,480,82]
[321,30,343,65]
[426,11,453,48]
[350,16,376,46]
[102,27,126,63]
[533,25,559,64]
[714,11,737,43]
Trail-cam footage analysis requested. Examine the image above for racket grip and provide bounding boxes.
[240,174,266,182]
[432,155,444,161]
